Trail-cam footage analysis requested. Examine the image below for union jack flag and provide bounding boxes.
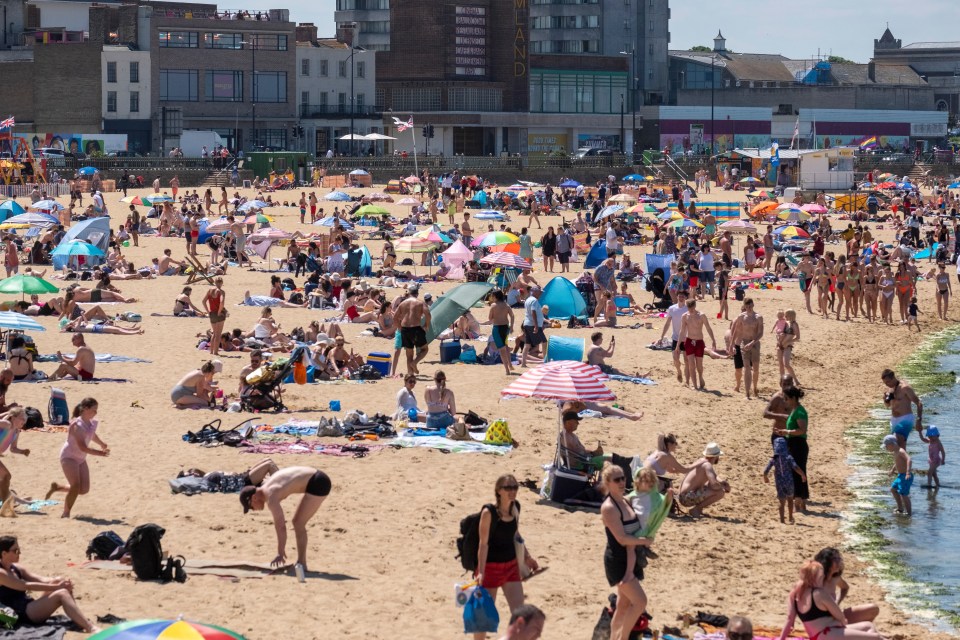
[0,116,13,130]
[392,116,413,132]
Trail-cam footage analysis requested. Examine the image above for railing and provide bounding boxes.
[663,154,690,183]
[63,158,215,171]
[299,105,384,119]
[2,183,71,198]
[152,8,284,21]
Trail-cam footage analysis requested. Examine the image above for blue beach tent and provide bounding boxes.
[584,240,608,269]
[541,276,587,320]
[53,217,110,270]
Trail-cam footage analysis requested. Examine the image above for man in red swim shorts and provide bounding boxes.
[676,299,716,390]
[48,334,96,382]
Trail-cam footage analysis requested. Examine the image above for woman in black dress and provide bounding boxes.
[541,227,557,273]
[600,463,651,640]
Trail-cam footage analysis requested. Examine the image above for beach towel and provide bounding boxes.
[0,622,67,639]
[626,489,670,539]
[394,431,512,455]
[607,375,657,385]
[36,354,151,364]
[81,558,278,580]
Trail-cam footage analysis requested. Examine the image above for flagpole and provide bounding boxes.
[410,115,419,178]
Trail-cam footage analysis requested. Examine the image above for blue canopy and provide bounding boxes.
[559,180,581,188]
[53,217,110,269]
[584,239,608,269]
[645,253,673,281]
[540,276,587,320]
[469,191,489,207]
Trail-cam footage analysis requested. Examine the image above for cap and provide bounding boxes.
[424,293,433,302]
[530,285,542,294]
[703,442,723,457]
[925,426,940,438]
[407,283,420,292]
[239,486,257,514]
[882,434,899,449]
[211,359,223,373]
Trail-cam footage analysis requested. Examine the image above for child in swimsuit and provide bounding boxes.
[925,426,945,488]
[764,437,807,524]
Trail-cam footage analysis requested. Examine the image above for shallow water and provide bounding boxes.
[844,334,960,633]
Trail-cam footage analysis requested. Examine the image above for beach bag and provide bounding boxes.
[0,607,16,630]
[483,419,513,446]
[293,360,307,385]
[23,407,43,430]
[288,292,304,305]
[121,312,142,323]
[48,388,69,426]
[126,523,165,581]
[463,586,499,634]
[355,364,382,381]
[459,345,478,364]
[455,504,492,572]
[462,411,487,427]
[86,530,126,561]
[183,419,222,444]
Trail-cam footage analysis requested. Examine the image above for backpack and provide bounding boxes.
[125,524,165,581]
[288,292,304,305]
[86,531,125,561]
[48,388,69,426]
[161,555,188,583]
[355,364,382,381]
[455,505,492,573]
[23,407,43,430]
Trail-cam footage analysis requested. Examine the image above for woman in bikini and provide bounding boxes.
[203,277,227,357]
[423,370,457,430]
[878,266,895,325]
[815,548,880,627]
[778,560,886,640]
[894,262,912,324]
[814,259,831,319]
[833,256,847,321]
[777,309,801,385]
[843,262,860,321]
[935,262,952,320]
[174,286,205,317]
[170,361,219,408]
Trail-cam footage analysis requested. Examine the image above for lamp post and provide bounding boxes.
[710,54,716,156]
[619,47,638,161]
[348,45,366,157]
[241,39,256,151]
[620,95,625,153]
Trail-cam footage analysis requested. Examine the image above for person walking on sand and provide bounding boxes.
[883,434,913,516]
[676,299,717,390]
[0,408,29,516]
[203,277,227,357]
[239,466,331,571]
[881,369,923,447]
[46,398,109,518]
[488,289,515,375]
[393,285,431,376]
[731,297,763,399]
[657,290,689,383]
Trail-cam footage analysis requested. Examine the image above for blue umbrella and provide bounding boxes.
[29,199,64,211]
[0,201,26,218]
[314,216,353,228]
[623,174,645,182]
[77,166,97,176]
[949,182,960,189]
[52,240,106,258]
[474,210,506,221]
[237,200,270,212]
[595,205,625,222]
[323,191,352,202]
[559,180,581,188]
[2,212,58,226]
[0,312,45,332]
[897,182,916,190]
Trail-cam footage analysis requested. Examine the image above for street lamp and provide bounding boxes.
[710,55,717,156]
[619,47,638,160]
[348,45,366,157]
[241,39,256,151]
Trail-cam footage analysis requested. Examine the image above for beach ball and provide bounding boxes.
[122,241,130,247]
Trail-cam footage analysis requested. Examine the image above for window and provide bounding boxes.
[204,32,243,49]
[106,62,116,83]
[253,71,286,103]
[301,91,309,106]
[319,92,327,107]
[649,20,654,32]
[356,61,365,78]
[205,70,243,102]
[531,15,599,29]
[160,69,199,101]
[158,31,199,48]
[336,0,389,9]
[250,34,287,51]
[259,129,287,149]
[338,92,347,111]
[320,60,328,76]
[130,91,139,113]
[529,70,626,114]
[129,61,139,83]
[358,21,389,34]
[106,91,117,112]
[300,58,310,76]
[338,61,347,78]
[356,93,365,109]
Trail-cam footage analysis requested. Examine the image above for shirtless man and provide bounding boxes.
[657,290,689,383]
[677,443,729,517]
[881,368,924,447]
[586,331,615,372]
[239,466,331,571]
[730,297,763,399]
[158,249,184,276]
[763,374,797,445]
[676,299,717,389]
[516,268,539,290]
[762,225,775,270]
[393,285,431,375]
[719,231,733,268]
[48,334,96,381]
[229,215,249,266]
[461,212,473,246]
[795,253,815,314]
[238,350,264,395]
[487,290,515,375]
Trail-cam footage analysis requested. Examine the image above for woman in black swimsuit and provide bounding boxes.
[600,463,651,640]
[0,536,98,633]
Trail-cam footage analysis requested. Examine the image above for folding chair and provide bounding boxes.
[182,254,216,286]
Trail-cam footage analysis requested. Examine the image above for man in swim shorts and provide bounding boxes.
[658,290,689,383]
[730,297,764,399]
[240,466,331,570]
[677,443,730,517]
[487,289,515,375]
[676,298,717,390]
[48,334,96,381]
[393,285,431,376]
[881,369,923,447]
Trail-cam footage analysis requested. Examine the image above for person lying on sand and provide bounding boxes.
[65,284,135,304]
[177,458,278,493]
[241,291,307,308]
[61,318,144,336]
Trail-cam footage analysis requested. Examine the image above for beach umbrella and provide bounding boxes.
[424,282,494,343]
[0,312,44,332]
[622,174,645,182]
[143,194,173,204]
[323,191,352,202]
[28,199,64,212]
[348,169,370,176]
[249,227,291,241]
[492,242,520,254]
[480,252,531,269]
[739,177,761,184]
[89,618,246,639]
[0,201,26,217]
[897,182,916,190]
[801,204,828,214]
[501,360,615,401]
[394,237,436,253]
[0,274,59,296]
[0,212,58,228]
[595,205,625,222]
[877,172,894,180]
[858,182,877,190]
[314,216,353,228]
[608,193,636,203]
[718,219,757,234]
[119,196,147,205]
[397,197,420,205]
[750,201,780,217]
[948,181,960,189]
[403,175,422,184]
[354,204,391,217]
[242,212,273,225]
[204,218,233,234]
[363,192,394,202]
[558,179,580,189]
[746,190,771,198]
[474,210,505,221]
[657,210,684,221]
[51,240,106,259]
[237,200,269,212]
[776,202,802,211]
[669,218,704,229]
[77,166,97,176]
[471,231,519,248]
[627,204,660,215]
[774,225,810,239]
[877,181,897,189]
[777,209,811,223]
[414,228,453,244]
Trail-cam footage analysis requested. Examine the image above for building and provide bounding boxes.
[872,27,960,120]
[333,0,389,52]
[295,23,380,156]
[102,44,152,153]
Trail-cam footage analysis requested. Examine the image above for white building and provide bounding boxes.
[101,45,152,153]
[295,27,380,156]
[25,0,118,32]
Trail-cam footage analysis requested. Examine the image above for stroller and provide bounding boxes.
[575,274,597,317]
[240,346,308,412]
[644,267,671,311]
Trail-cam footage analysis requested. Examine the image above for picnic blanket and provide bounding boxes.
[394,430,512,455]
[36,354,151,364]
[240,441,388,457]
[257,420,319,437]
[0,621,67,640]
[608,375,657,385]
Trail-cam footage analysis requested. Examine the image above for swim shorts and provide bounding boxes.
[306,470,331,497]
[558,251,571,264]
[733,345,744,370]
[671,340,686,354]
[678,486,710,508]
[479,559,521,589]
[739,342,760,367]
[522,325,546,347]
[492,324,510,350]
[78,368,94,381]
[890,414,916,440]
[891,472,913,496]
[394,330,403,350]
[400,326,427,350]
[684,339,706,358]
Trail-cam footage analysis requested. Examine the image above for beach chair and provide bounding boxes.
[182,254,216,286]
[542,435,602,504]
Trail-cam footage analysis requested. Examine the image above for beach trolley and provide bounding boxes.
[241,346,308,412]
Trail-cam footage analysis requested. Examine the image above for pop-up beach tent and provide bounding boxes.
[441,240,473,280]
[541,276,587,320]
[584,239,608,269]
[53,217,110,270]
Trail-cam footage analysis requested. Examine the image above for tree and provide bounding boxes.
[690,46,712,53]
[827,55,856,64]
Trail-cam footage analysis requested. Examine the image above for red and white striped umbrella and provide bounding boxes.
[501,361,616,401]
[480,251,531,269]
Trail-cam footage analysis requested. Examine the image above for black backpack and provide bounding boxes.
[126,524,165,581]
[455,504,493,572]
[86,531,125,561]
[23,407,43,430]
[355,364,382,381]
[288,292,304,305]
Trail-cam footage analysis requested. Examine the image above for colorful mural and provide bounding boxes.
[0,133,128,156]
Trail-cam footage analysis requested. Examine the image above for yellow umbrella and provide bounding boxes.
[0,223,31,230]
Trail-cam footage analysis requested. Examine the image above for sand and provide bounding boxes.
[1,182,953,639]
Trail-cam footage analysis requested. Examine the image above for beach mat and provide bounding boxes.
[82,558,278,579]
[0,625,66,640]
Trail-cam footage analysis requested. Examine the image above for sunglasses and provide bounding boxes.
[610,476,626,483]
[501,485,519,491]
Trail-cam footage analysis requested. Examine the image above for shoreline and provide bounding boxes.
[843,326,960,635]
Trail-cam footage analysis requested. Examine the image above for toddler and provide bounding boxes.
[925,425,945,489]
[763,437,807,524]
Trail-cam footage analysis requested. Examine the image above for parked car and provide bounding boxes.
[573,146,615,159]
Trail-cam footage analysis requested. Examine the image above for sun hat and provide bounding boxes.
[702,442,723,457]
[926,425,941,438]
[211,359,223,373]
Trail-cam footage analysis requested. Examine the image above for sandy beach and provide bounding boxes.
[0,181,954,639]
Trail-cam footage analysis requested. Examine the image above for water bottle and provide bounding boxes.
[294,563,306,583]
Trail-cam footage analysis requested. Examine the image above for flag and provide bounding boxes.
[770,142,780,167]
[859,136,878,151]
[0,116,13,130]
[392,116,414,132]
[789,116,800,149]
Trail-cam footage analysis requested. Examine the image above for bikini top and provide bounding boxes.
[796,592,833,623]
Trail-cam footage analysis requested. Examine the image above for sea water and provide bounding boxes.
[844,332,960,633]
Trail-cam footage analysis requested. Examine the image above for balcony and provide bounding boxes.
[299,104,383,119]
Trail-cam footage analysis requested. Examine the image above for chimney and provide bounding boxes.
[296,22,317,43]
[336,22,357,47]
[713,30,726,53]
[867,61,876,83]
